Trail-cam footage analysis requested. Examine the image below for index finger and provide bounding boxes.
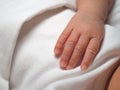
[54,21,73,56]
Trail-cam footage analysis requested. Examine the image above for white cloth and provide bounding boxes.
[0,0,120,90]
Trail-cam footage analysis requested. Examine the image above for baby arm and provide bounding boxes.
[54,0,114,71]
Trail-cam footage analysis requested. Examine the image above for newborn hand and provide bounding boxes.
[54,11,105,70]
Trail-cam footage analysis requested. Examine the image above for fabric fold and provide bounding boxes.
[0,0,120,90]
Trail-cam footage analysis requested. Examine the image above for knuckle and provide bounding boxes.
[75,46,83,53]
[62,32,67,38]
[65,40,75,48]
[59,32,68,41]
[62,30,70,37]
[87,47,97,55]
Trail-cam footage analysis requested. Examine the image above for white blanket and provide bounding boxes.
[0,0,120,90]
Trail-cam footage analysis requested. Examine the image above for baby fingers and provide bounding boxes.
[60,30,80,69]
[66,35,90,70]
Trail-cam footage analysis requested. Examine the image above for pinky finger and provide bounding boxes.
[81,38,102,71]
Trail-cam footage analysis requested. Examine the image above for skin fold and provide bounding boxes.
[54,0,114,71]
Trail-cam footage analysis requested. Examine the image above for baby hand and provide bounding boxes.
[54,11,105,71]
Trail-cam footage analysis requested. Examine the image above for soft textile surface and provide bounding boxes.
[0,0,120,90]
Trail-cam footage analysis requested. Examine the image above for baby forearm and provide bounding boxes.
[76,0,115,22]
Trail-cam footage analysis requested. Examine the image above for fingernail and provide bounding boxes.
[54,49,60,57]
[61,61,67,68]
[67,66,73,70]
[81,65,88,71]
